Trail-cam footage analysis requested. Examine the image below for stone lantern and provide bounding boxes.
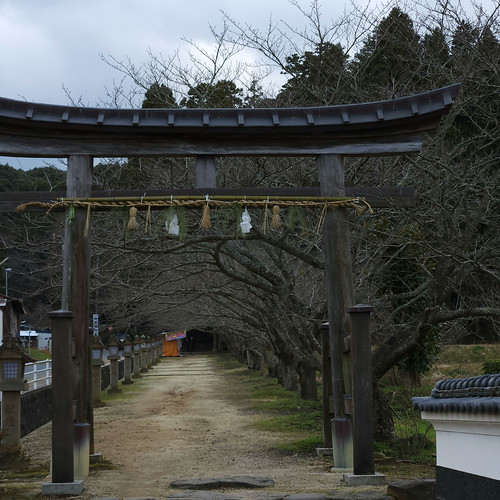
[151,335,159,365]
[132,336,142,379]
[122,336,134,385]
[140,335,148,373]
[0,333,34,454]
[91,335,105,404]
[156,334,163,361]
[146,336,153,369]
[107,335,121,393]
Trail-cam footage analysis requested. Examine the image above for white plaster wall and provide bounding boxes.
[422,411,500,481]
[38,333,51,350]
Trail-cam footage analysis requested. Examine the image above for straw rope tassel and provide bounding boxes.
[354,204,367,216]
[317,203,328,233]
[145,204,152,233]
[83,203,91,237]
[200,198,211,228]
[127,207,139,230]
[271,205,281,229]
[262,199,269,234]
[353,198,374,216]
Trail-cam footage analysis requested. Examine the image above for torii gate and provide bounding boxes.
[0,84,460,490]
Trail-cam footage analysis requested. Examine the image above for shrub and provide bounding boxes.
[482,359,500,374]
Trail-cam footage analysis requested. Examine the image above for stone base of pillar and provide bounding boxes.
[42,480,84,495]
[343,472,385,486]
[316,447,333,457]
[122,379,134,385]
[330,467,353,473]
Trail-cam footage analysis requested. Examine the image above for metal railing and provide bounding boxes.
[24,360,52,391]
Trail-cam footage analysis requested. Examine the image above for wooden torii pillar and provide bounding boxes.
[61,155,94,467]
[318,154,356,468]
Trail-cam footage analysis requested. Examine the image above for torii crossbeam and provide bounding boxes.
[0,84,459,157]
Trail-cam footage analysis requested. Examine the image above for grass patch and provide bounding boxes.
[27,348,51,361]
[255,412,321,433]
[0,454,49,500]
[253,397,322,413]
[99,379,143,403]
[0,484,39,500]
[247,382,293,400]
[216,353,440,461]
[440,344,500,364]
[276,436,324,453]
[216,356,247,372]
[215,354,323,455]
[375,434,435,465]
[90,458,116,472]
[380,385,436,463]
[423,344,500,383]
[216,349,500,463]
[377,462,435,480]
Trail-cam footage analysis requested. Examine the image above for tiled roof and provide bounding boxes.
[412,374,500,414]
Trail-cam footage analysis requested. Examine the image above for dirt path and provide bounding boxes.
[21,354,387,498]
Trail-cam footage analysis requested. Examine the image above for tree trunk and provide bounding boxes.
[246,349,262,370]
[298,362,318,400]
[266,353,279,379]
[372,382,395,442]
[277,357,299,392]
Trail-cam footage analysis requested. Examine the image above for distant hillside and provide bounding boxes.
[0,163,65,192]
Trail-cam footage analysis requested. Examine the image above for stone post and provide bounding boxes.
[155,335,162,363]
[147,337,153,369]
[132,337,142,379]
[107,336,121,394]
[151,335,159,365]
[140,335,148,373]
[122,336,134,385]
[0,334,33,455]
[91,335,105,404]
[1,392,22,454]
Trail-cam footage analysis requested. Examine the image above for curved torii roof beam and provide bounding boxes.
[0,84,460,158]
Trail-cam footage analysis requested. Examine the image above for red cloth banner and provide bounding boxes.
[165,330,186,341]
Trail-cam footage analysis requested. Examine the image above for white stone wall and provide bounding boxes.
[422,411,500,481]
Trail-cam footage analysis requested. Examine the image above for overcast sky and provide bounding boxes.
[1,0,360,105]
[0,0,486,170]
